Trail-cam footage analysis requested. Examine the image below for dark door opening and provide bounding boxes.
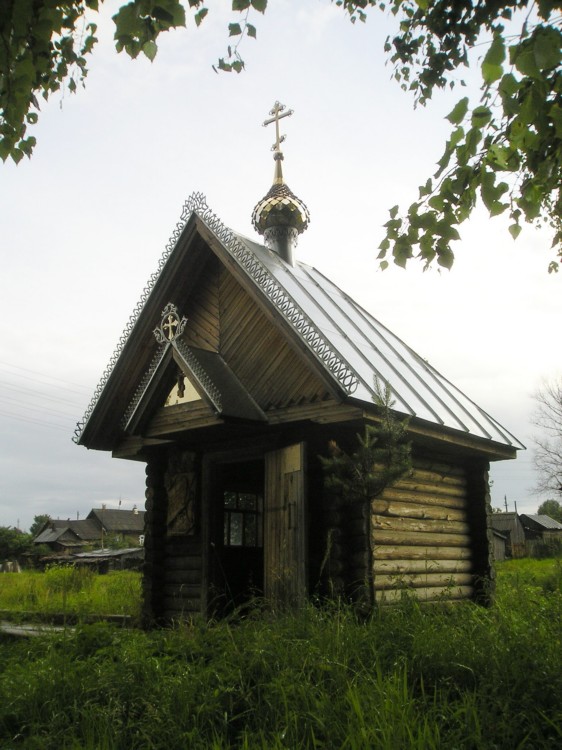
[211,459,264,614]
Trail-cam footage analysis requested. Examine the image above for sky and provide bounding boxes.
[1,1,560,532]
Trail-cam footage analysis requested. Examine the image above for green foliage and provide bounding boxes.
[0,569,141,619]
[112,0,187,60]
[0,526,32,561]
[2,1,561,271]
[321,379,412,503]
[538,498,562,522]
[373,0,562,273]
[0,558,560,748]
[0,0,99,163]
[28,514,51,538]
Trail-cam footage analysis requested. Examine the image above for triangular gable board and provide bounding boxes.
[75,195,344,452]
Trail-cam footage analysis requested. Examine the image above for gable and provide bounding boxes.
[218,267,334,410]
[75,194,523,459]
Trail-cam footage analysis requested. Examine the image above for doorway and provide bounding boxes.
[210,459,264,613]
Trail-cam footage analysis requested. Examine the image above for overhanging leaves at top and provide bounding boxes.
[1,0,561,272]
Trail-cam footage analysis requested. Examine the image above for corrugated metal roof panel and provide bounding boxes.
[521,514,562,530]
[234,233,523,450]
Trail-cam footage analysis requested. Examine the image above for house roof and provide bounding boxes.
[74,193,523,458]
[490,513,523,531]
[520,514,562,531]
[234,232,522,448]
[33,519,101,544]
[87,508,145,533]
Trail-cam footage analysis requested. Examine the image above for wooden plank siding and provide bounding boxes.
[372,458,474,602]
[182,255,220,353]
[218,270,332,411]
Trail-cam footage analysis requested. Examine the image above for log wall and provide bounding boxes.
[142,449,204,624]
[142,453,168,626]
[162,536,203,618]
[371,457,481,603]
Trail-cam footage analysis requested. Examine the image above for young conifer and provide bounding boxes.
[321,378,412,504]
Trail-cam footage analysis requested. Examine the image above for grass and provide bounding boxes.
[0,558,560,748]
[0,566,141,621]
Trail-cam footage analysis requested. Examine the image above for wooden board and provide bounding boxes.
[264,443,307,606]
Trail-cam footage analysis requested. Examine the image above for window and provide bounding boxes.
[223,491,263,548]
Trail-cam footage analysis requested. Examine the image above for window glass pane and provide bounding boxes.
[224,491,237,508]
[239,492,256,510]
[229,513,243,546]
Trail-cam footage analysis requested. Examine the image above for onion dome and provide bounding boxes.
[251,102,310,266]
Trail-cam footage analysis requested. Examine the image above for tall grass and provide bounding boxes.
[0,559,560,749]
[0,566,141,620]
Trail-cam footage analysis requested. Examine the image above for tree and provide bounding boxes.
[537,498,562,522]
[321,380,412,504]
[0,526,33,561]
[2,1,561,271]
[29,513,52,538]
[532,375,562,497]
[320,378,411,603]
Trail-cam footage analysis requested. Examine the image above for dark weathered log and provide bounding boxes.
[372,498,467,522]
[375,585,474,603]
[408,463,467,483]
[144,536,166,552]
[372,529,472,547]
[380,486,467,510]
[165,554,203,571]
[373,572,474,590]
[166,537,202,556]
[390,479,467,499]
[165,569,202,585]
[373,544,472,560]
[163,595,201,613]
[373,558,472,575]
[164,582,201,598]
[371,514,469,536]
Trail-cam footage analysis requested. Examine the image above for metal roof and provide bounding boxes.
[233,231,523,450]
[521,514,562,530]
[74,193,524,454]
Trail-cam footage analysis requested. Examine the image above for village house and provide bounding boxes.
[519,514,562,556]
[74,103,523,624]
[489,512,527,559]
[33,508,146,553]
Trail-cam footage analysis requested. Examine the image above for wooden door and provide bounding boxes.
[264,442,307,606]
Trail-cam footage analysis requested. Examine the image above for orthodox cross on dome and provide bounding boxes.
[252,100,310,265]
[263,101,294,155]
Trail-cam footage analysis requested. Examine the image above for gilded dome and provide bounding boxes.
[251,181,310,236]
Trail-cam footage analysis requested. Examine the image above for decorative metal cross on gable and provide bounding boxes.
[163,314,178,340]
[263,101,294,153]
[153,302,187,344]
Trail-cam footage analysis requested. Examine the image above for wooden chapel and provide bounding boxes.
[75,102,523,623]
